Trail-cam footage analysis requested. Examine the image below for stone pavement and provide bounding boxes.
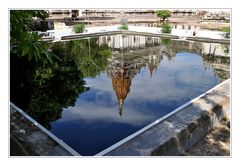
[184,119,230,156]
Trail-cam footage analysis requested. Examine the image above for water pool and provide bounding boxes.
[10,35,230,155]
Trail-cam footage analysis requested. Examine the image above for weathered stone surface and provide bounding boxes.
[184,120,230,156]
[105,79,230,156]
[10,107,74,156]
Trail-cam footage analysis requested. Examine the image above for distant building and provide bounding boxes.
[202,11,230,21]
[172,10,196,17]
[48,10,83,17]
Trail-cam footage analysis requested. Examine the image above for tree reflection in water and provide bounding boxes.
[50,38,111,78]
[10,38,112,129]
[11,55,88,129]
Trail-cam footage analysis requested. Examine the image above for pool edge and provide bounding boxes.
[96,79,230,156]
[10,102,81,156]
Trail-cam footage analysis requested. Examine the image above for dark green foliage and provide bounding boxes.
[10,10,49,42]
[10,10,53,65]
[161,23,172,33]
[73,23,86,33]
[118,24,129,30]
[156,10,172,22]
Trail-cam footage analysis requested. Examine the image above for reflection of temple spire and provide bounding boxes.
[106,46,166,117]
[112,67,131,117]
[148,64,156,78]
[118,99,124,116]
[147,54,159,78]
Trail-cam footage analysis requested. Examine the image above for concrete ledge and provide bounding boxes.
[61,30,179,41]
[186,37,230,44]
[42,36,54,42]
[10,104,78,156]
[103,79,230,156]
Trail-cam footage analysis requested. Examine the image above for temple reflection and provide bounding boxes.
[148,54,159,78]
[105,36,169,116]
[99,34,230,116]
[112,67,131,116]
[108,53,162,116]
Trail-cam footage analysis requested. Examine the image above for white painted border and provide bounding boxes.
[10,102,81,156]
[95,79,230,156]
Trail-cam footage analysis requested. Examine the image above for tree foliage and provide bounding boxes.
[156,10,172,22]
[10,10,53,65]
[10,10,49,43]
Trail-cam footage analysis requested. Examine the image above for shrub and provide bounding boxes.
[161,23,172,33]
[220,26,230,39]
[118,24,128,30]
[73,23,85,33]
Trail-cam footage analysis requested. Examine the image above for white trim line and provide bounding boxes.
[95,79,230,156]
[10,102,81,156]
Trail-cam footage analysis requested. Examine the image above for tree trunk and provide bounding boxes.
[162,17,166,24]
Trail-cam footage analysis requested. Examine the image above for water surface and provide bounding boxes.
[10,35,230,155]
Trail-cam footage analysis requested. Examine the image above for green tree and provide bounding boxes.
[10,10,54,65]
[156,10,172,23]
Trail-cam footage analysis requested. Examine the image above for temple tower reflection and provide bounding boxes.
[107,53,138,116]
[101,35,213,116]
[105,35,165,116]
[112,67,131,116]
